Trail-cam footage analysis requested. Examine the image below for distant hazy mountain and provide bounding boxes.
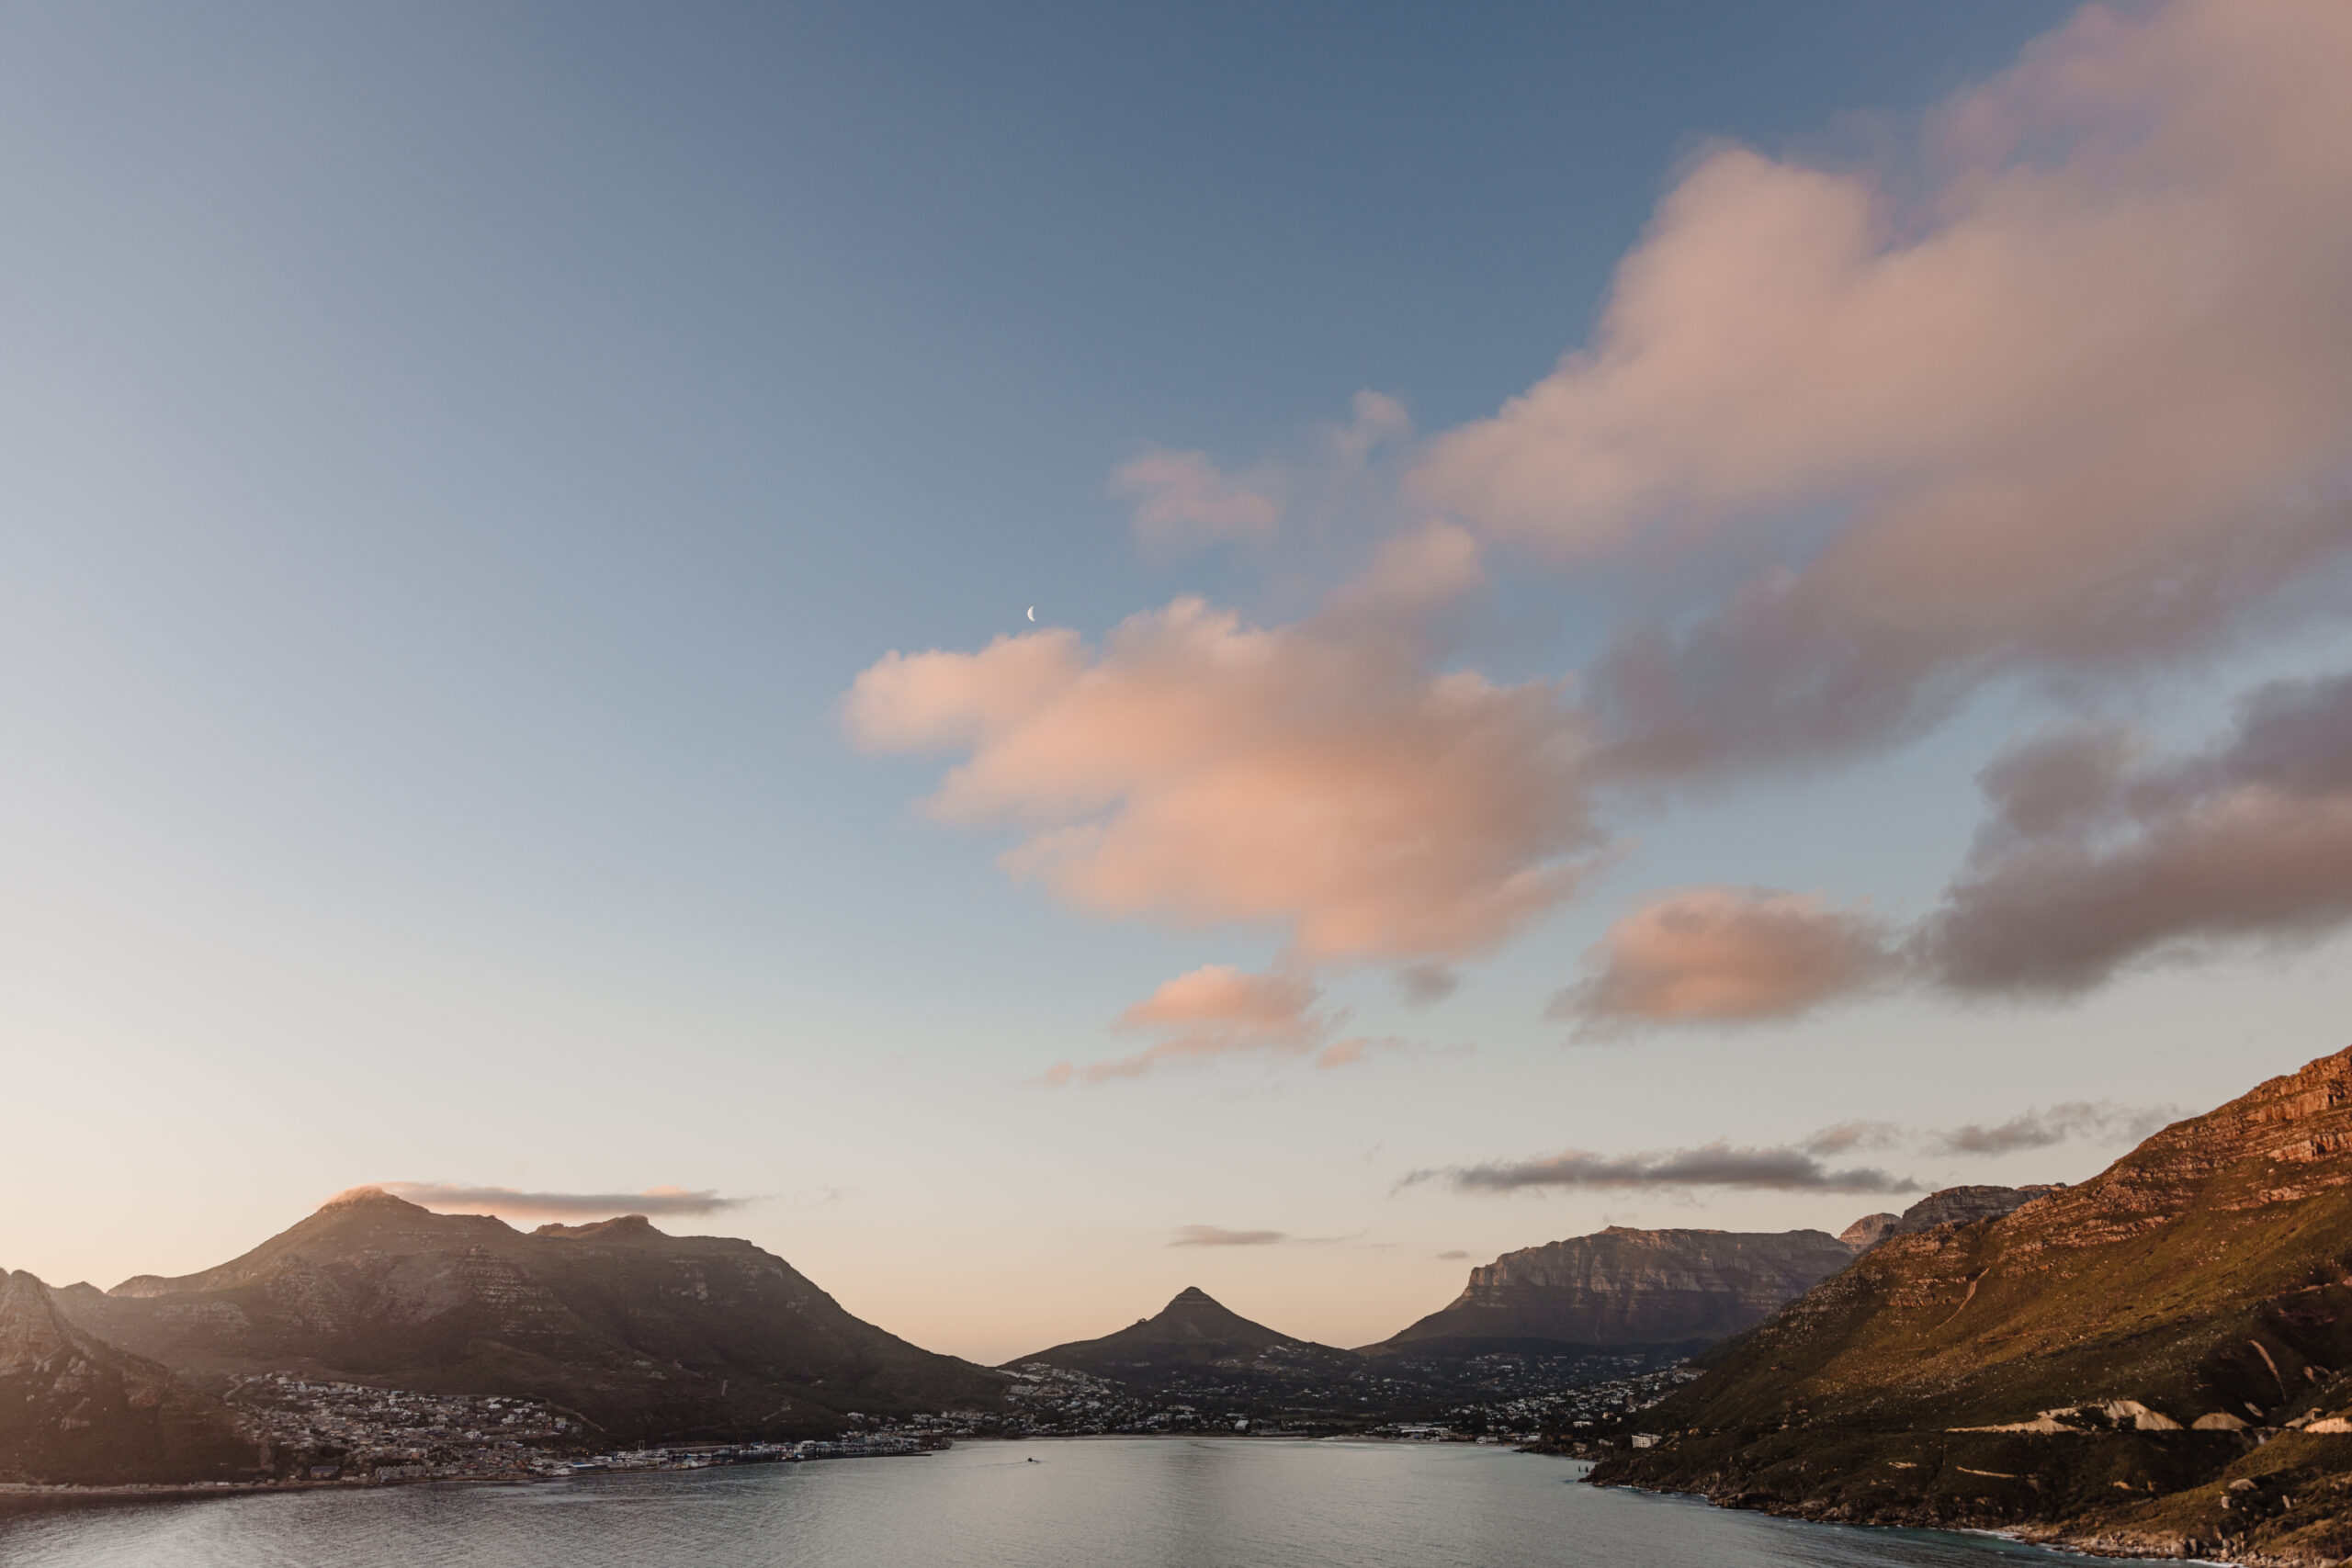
[1363,1226,1866,1358]
[1593,1047,2352,1563]
[56,1188,1001,1444]
[1009,1286,1364,1385]
[0,1268,249,1484]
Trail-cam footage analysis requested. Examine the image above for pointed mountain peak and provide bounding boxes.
[1167,1285,1218,1307]
[321,1185,425,1213]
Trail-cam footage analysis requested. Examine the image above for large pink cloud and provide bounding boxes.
[1416,0,2352,779]
[842,560,1598,967]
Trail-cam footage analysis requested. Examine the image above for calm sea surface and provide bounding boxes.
[0,1438,2157,1567]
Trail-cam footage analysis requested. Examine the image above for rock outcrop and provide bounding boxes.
[60,1188,1001,1444]
[1591,1046,2352,1566]
[1364,1226,1863,1356]
[1886,1183,2060,1236]
[1838,1213,1901,1250]
[0,1269,250,1484]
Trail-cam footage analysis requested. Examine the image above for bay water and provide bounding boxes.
[0,1438,2157,1566]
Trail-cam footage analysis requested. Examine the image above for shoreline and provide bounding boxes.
[1581,1475,2240,1565]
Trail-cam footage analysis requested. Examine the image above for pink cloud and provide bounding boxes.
[1038,964,1365,1085]
[1111,391,1414,557]
[842,584,1599,966]
[1554,887,1895,1030]
[1111,448,1282,552]
[1415,0,2352,780]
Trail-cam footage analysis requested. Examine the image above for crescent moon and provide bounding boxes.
[1026,606,1036,622]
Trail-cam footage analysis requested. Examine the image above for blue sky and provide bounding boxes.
[6,0,2350,1363]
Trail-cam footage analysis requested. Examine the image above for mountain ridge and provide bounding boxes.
[1589,1044,2352,1565]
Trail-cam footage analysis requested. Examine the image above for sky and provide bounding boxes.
[5,0,2351,1366]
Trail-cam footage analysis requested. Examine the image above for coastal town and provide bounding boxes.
[39,1358,1702,1496]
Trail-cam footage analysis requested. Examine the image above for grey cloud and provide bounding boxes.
[1396,962,1461,1009]
[1569,670,2352,1030]
[1926,1101,2179,1157]
[1803,1121,1903,1156]
[380,1183,751,1219]
[1434,1249,1471,1260]
[1919,671,2352,995]
[1418,1141,1921,1195]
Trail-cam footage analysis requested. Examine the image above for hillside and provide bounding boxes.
[57,1189,1002,1444]
[0,1269,252,1485]
[1590,1045,2352,1566]
[1364,1226,1863,1359]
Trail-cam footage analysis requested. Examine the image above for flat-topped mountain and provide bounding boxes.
[1593,1046,2352,1564]
[1010,1287,1364,1386]
[0,1268,250,1484]
[1365,1225,1863,1358]
[58,1188,1001,1444]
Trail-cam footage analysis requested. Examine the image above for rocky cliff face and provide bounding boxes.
[1591,1046,2352,1566]
[1368,1226,1862,1354]
[60,1188,1001,1444]
[0,1269,250,1484]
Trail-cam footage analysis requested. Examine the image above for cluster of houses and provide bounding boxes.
[226,1373,575,1483]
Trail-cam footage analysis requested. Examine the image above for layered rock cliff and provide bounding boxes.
[59,1188,1001,1444]
[1591,1045,2352,1566]
[1368,1226,1863,1355]
[0,1269,250,1484]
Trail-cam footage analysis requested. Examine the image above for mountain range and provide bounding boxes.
[4,1072,2292,1519]
[1591,1044,2352,1566]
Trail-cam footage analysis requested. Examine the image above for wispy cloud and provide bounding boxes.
[1041,965,1354,1085]
[380,1182,751,1220]
[1170,1226,1287,1247]
[1169,1225,1357,1247]
[1804,1121,1903,1156]
[1434,1249,1471,1261]
[1418,1100,2177,1201]
[1112,448,1282,553]
[1413,1142,1922,1195]
[1925,1101,2179,1157]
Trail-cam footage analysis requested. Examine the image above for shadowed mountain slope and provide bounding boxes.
[0,1269,251,1484]
[58,1189,1001,1444]
[1592,1045,2352,1565]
